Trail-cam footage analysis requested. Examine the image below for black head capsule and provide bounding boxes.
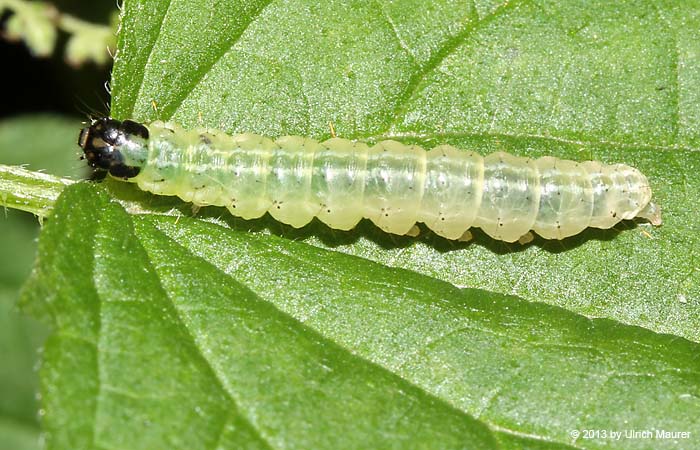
[78,118,149,179]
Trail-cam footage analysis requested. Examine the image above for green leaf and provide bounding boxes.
[0,114,80,450]
[110,0,700,339]
[22,183,700,449]
[0,210,45,450]
[0,419,41,450]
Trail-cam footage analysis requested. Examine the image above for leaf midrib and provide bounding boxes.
[143,215,700,450]
[132,217,582,449]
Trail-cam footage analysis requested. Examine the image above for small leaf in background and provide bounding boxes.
[63,23,114,67]
[2,0,57,57]
[1,0,117,66]
[61,11,118,67]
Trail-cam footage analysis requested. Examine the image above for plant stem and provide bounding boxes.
[0,165,73,218]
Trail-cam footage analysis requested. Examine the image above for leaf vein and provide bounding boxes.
[374,0,417,65]
[382,0,522,135]
[134,223,277,450]
[129,0,174,118]
[165,0,276,119]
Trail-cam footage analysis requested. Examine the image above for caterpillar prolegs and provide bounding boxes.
[78,118,661,243]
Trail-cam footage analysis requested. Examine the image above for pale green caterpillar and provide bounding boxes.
[78,118,661,243]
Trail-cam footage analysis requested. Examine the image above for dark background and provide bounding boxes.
[0,0,115,119]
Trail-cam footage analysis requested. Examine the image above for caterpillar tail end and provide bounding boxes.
[636,202,662,226]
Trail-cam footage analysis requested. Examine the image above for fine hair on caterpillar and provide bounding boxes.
[78,117,662,243]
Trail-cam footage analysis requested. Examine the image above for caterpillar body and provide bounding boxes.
[78,118,661,242]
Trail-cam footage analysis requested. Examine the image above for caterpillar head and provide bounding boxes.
[78,118,148,179]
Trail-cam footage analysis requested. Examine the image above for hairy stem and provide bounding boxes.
[0,165,73,218]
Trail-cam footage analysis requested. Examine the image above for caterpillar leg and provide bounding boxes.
[191,204,201,216]
[458,230,473,243]
[405,224,420,237]
[518,232,535,245]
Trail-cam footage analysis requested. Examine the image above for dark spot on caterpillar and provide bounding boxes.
[200,134,212,145]
[110,164,140,179]
[78,118,142,179]
[122,120,150,139]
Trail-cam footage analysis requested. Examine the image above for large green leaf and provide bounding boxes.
[22,183,700,449]
[109,0,700,341]
[15,0,700,448]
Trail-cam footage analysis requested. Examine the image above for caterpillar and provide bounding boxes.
[78,118,661,243]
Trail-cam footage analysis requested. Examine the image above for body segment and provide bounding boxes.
[79,119,661,242]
